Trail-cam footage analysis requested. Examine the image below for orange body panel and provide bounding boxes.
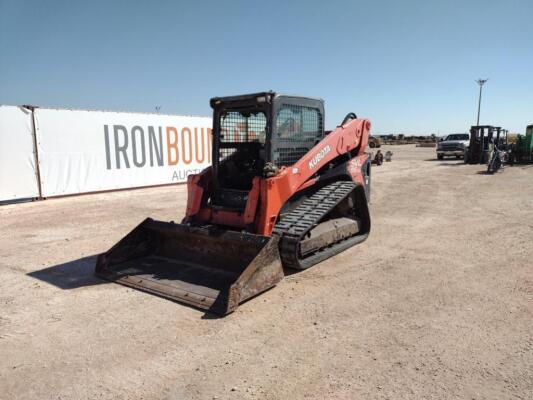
[183,118,371,236]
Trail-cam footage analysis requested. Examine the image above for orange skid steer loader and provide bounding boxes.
[95,92,372,314]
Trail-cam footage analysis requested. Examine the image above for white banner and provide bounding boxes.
[34,108,212,197]
[0,106,40,201]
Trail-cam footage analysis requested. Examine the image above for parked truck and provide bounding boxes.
[436,133,470,160]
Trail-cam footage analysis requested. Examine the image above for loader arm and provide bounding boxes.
[256,117,371,235]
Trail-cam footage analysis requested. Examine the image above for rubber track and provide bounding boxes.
[274,181,359,270]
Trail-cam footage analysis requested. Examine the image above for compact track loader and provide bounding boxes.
[96,92,372,314]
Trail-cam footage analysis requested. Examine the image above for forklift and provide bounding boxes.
[465,125,507,164]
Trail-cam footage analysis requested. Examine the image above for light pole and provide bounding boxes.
[475,79,488,126]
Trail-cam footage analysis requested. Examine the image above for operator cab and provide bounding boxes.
[210,92,325,210]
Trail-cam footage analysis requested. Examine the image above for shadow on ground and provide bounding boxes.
[26,254,249,319]
[438,162,465,167]
[27,255,106,289]
[424,158,466,167]
[509,164,533,169]
[26,255,302,319]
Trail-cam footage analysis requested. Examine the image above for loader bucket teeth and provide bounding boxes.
[95,218,284,315]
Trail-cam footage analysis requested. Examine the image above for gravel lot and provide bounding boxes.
[1,145,532,400]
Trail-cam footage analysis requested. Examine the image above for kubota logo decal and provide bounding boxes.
[308,145,331,169]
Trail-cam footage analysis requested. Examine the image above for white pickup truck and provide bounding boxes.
[436,133,470,160]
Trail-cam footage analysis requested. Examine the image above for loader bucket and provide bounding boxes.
[95,218,284,315]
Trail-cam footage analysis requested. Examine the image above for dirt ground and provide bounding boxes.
[1,145,532,400]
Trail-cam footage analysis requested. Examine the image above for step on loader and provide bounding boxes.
[95,92,372,315]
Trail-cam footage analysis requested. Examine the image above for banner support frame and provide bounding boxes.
[24,105,43,200]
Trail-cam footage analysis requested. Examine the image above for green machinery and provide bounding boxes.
[510,125,533,164]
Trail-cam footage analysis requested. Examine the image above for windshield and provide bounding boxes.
[445,134,469,141]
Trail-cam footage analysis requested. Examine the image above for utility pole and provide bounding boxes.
[475,79,488,126]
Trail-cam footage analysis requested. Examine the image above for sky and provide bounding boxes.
[1,0,532,134]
